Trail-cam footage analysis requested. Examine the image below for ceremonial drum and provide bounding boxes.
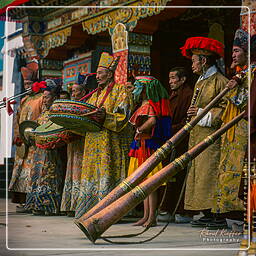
[33,120,75,149]
[49,99,102,134]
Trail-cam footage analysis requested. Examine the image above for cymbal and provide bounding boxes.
[19,120,39,146]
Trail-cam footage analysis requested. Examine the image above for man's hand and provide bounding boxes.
[94,107,106,124]
[187,106,198,117]
[227,79,238,89]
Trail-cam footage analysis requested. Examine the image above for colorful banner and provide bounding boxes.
[63,52,92,88]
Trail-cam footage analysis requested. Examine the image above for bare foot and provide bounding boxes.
[142,219,157,228]
[133,218,147,226]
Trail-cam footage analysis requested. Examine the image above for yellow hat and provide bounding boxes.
[98,52,114,69]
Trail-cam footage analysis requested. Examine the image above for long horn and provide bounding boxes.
[0,89,31,108]
[78,85,231,221]
[0,81,47,110]
[75,110,245,243]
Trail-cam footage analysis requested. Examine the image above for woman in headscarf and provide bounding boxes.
[128,76,172,227]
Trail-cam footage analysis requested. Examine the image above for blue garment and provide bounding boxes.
[130,116,172,150]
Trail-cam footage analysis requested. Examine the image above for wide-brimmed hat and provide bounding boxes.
[19,120,39,146]
[180,37,224,59]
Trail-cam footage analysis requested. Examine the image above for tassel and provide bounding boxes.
[2,97,16,115]
[31,81,47,93]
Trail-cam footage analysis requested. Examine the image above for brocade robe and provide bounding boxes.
[60,138,84,212]
[75,83,133,218]
[212,66,251,213]
[25,110,66,214]
[9,93,43,198]
[184,67,228,211]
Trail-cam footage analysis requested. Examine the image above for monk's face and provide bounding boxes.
[191,54,204,75]
[43,91,55,109]
[169,71,186,90]
[24,80,33,91]
[232,46,247,67]
[71,84,86,100]
[96,67,112,87]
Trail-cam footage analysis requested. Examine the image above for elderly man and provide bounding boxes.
[9,62,43,213]
[180,37,228,227]
[75,52,133,218]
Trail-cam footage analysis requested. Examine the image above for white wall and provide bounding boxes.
[0,22,23,165]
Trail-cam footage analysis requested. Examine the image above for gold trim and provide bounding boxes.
[41,27,72,57]
[173,155,187,169]
[183,123,192,131]
[82,0,170,35]
[204,135,214,144]
[133,185,147,200]
[119,180,133,191]
[155,142,173,160]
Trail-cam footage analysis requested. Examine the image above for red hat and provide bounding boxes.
[21,62,39,81]
[180,37,224,59]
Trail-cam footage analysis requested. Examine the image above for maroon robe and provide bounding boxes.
[159,83,194,215]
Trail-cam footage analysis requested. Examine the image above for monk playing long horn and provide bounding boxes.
[77,45,244,223]
[75,110,245,243]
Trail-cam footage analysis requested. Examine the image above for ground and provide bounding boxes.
[0,199,244,256]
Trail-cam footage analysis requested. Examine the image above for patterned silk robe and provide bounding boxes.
[60,138,84,212]
[212,67,250,213]
[9,93,43,197]
[25,110,66,214]
[75,83,133,218]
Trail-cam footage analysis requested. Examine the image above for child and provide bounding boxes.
[128,76,172,227]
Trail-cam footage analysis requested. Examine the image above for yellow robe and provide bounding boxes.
[184,72,228,211]
[212,72,248,213]
[75,83,133,218]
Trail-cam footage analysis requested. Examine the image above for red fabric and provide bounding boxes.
[129,102,156,126]
[241,12,256,36]
[0,0,29,15]
[148,98,172,117]
[3,97,16,115]
[180,37,224,59]
[128,142,154,166]
[13,136,22,146]
[31,81,47,93]
[137,140,153,166]
[114,49,128,85]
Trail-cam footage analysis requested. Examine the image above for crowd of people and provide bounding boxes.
[7,27,256,231]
